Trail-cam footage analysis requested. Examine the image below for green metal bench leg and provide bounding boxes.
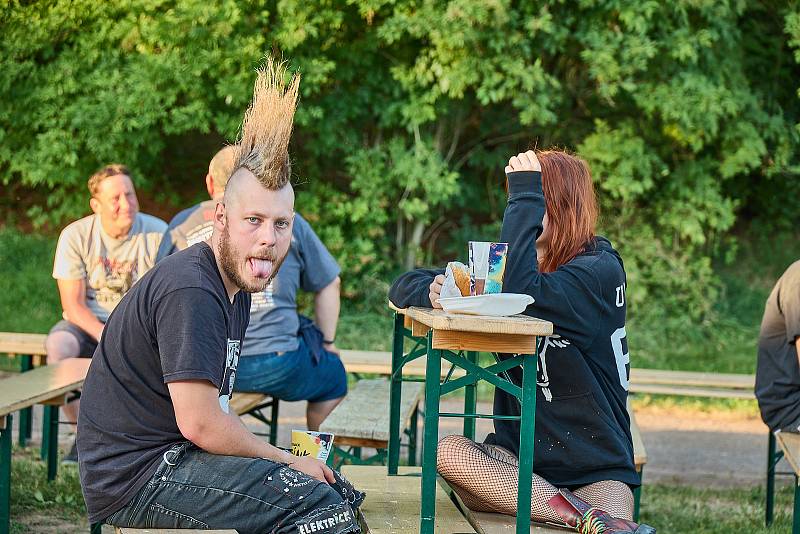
[40,405,50,462]
[516,354,537,533]
[463,351,477,440]
[44,405,59,481]
[419,333,441,534]
[269,398,279,446]
[408,406,419,466]
[1,415,13,534]
[388,313,404,475]
[633,466,643,522]
[18,355,33,447]
[767,431,778,526]
[795,475,800,534]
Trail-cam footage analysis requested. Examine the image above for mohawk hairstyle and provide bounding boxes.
[232,57,300,190]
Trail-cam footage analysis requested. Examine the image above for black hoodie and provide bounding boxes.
[388,170,638,489]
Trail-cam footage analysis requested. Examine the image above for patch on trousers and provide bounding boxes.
[279,467,315,489]
[293,501,360,534]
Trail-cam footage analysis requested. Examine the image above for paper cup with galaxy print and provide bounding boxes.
[469,241,508,295]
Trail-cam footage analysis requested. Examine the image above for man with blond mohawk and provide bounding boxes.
[77,60,364,533]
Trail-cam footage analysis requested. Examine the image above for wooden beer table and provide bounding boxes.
[386,303,553,534]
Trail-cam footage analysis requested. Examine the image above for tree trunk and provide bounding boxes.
[404,219,426,270]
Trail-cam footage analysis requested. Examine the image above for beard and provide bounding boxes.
[218,224,287,293]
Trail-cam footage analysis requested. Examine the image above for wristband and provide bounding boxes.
[323,338,335,345]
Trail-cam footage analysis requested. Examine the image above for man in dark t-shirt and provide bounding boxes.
[77,62,362,533]
[756,260,800,433]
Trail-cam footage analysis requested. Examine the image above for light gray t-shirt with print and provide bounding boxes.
[242,214,340,356]
[52,213,167,322]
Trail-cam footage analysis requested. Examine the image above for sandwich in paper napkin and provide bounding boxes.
[441,261,470,299]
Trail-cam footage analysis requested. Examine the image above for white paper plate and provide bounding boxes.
[437,293,534,316]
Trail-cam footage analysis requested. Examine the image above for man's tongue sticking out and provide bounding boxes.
[248,257,273,279]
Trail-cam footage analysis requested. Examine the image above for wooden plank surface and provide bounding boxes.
[439,478,568,534]
[405,307,553,337]
[469,512,569,534]
[230,392,269,415]
[629,368,754,389]
[627,398,647,467]
[432,330,537,355]
[628,383,754,399]
[341,465,475,533]
[776,432,800,476]
[0,332,47,355]
[321,379,423,442]
[0,358,90,416]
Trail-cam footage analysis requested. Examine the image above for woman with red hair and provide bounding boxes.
[389,149,655,533]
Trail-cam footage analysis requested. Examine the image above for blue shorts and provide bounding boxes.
[234,338,347,403]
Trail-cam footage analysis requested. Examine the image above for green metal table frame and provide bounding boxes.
[387,312,540,534]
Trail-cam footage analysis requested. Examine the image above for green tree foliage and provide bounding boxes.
[1,0,798,321]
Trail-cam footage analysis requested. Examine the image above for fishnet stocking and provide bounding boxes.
[437,435,634,524]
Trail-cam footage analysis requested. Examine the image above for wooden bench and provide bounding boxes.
[627,399,647,521]
[0,332,48,367]
[230,392,279,445]
[0,332,49,448]
[340,348,465,379]
[342,465,476,533]
[767,430,800,532]
[0,358,90,534]
[628,368,755,399]
[768,432,800,533]
[115,529,237,533]
[321,379,424,468]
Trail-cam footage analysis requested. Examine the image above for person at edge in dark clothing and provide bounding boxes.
[755,260,800,434]
[77,59,363,534]
[388,150,656,534]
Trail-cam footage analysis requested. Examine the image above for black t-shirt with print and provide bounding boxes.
[77,242,250,523]
[756,260,800,431]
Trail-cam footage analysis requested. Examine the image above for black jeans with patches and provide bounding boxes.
[105,442,362,534]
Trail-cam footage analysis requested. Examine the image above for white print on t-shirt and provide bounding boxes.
[250,280,275,312]
[537,335,571,402]
[615,283,626,307]
[218,338,241,414]
[610,326,630,390]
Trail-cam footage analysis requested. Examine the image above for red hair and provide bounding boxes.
[537,150,598,273]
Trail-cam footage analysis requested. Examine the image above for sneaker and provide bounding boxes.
[548,488,656,534]
[62,439,78,465]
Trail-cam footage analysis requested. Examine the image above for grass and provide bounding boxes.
[642,483,794,533]
[10,449,86,533]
